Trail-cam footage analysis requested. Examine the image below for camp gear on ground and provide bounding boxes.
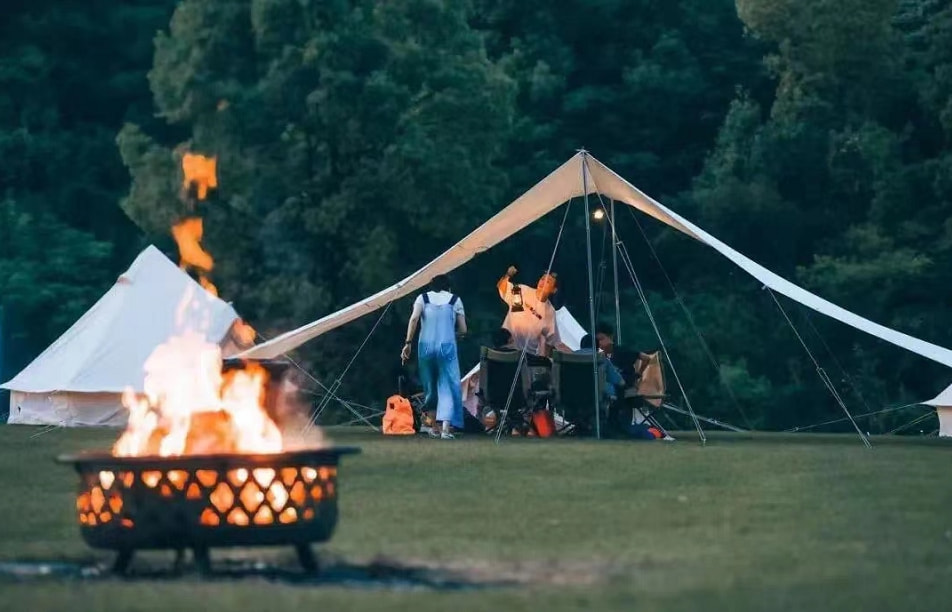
[531,408,556,438]
[383,395,415,435]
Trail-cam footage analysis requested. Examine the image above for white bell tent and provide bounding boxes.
[2,246,241,426]
[922,385,952,437]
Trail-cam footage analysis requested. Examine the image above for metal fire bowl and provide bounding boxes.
[57,447,360,556]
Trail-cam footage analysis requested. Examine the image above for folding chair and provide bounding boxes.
[551,351,607,436]
[476,347,533,435]
[622,350,672,439]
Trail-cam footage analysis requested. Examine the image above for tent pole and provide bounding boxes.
[580,151,601,439]
[611,199,621,345]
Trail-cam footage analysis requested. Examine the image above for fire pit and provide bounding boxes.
[54,151,364,576]
[59,446,359,574]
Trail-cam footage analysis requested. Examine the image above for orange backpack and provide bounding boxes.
[383,395,416,435]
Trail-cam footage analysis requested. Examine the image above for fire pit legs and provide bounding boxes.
[193,546,212,575]
[112,550,134,575]
[295,543,319,574]
[173,549,186,575]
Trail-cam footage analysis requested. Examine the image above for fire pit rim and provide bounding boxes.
[55,446,361,469]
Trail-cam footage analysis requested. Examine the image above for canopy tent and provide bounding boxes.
[2,246,241,426]
[239,152,952,374]
[922,384,952,437]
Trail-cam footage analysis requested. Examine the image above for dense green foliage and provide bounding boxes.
[0,0,179,380]
[2,0,951,432]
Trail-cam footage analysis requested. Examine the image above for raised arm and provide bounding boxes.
[497,265,517,301]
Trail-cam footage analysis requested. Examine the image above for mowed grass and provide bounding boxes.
[0,425,951,611]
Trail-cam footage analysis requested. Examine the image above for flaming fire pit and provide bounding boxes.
[58,446,359,574]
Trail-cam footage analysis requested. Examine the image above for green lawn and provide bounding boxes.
[1,425,950,611]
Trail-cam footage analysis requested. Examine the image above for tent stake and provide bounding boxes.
[580,150,601,439]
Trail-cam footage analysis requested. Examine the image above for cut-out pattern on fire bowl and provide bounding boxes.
[62,448,358,552]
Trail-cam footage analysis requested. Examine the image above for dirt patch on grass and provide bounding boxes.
[0,553,631,591]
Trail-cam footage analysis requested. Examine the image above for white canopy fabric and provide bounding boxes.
[924,384,952,407]
[922,385,952,406]
[3,245,239,395]
[239,153,952,370]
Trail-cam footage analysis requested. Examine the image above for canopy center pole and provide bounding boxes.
[580,150,602,439]
[611,200,621,345]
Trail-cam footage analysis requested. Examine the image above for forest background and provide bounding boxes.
[2,0,951,432]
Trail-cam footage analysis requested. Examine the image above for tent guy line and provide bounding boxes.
[765,287,871,447]
[623,202,755,430]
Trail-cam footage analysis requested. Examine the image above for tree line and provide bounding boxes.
[1,0,950,432]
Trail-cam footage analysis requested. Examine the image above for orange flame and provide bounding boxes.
[111,150,291,475]
[113,331,282,457]
[182,153,217,200]
[171,217,218,297]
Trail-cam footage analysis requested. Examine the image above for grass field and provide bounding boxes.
[1,425,950,611]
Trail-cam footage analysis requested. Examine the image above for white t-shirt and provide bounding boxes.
[411,290,465,319]
[498,280,559,356]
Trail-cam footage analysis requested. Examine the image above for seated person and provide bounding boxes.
[595,322,638,389]
[573,334,624,402]
[491,327,517,351]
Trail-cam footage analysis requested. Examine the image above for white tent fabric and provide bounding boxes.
[922,383,952,437]
[461,306,586,416]
[239,153,952,370]
[3,245,240,426]
[937,408,952,438]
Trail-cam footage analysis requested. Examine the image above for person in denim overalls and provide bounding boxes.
[401,275,467,439]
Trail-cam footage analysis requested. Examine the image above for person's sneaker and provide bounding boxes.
[440,431,456,440]
[424,427,439,438]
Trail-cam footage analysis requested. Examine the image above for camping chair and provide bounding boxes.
[477,347,532,435]
[621,350,671,438]
[523,354,554,412]
[551,350,607,436]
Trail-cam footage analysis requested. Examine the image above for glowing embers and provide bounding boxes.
[191,464,335,526]
[61,448,358,575]
[75,464,336,532]
[227,507,250,526]
[210,482,234,514]
[76,470,129,528]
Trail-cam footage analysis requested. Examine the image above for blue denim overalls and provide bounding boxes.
[417,292,464,428]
